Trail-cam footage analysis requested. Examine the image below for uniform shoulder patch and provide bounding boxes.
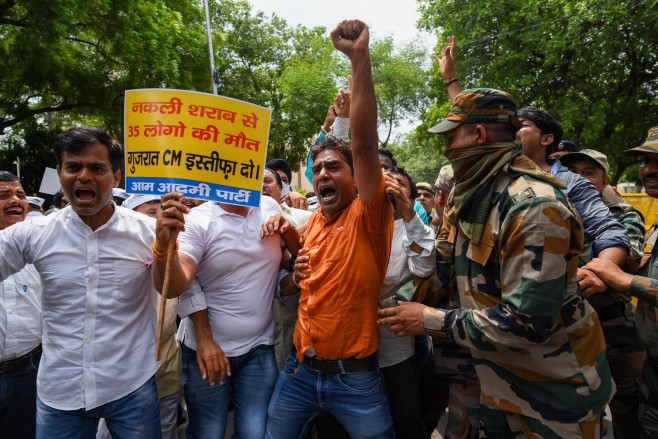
[511,187,537,204]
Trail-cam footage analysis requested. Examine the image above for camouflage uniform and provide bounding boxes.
[424,88,614,438]
[579,198,646,439]
[425,171,615,437]
[634,222,658,438]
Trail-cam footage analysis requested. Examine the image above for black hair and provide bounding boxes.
[388,166,418,200]
[0,171,20,182]
[517,107,563,158]
[53,190,66,207]
[310,135,354,174]
[52,127,123,172]
[264,167,283,188]
[378,147,398,167]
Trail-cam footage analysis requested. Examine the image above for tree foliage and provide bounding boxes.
[209,0,341,166]
[0,0,206,135]
[417,0,658,184]
[0,0,433,195]
[389,130,448,184]
[370,37,430,147]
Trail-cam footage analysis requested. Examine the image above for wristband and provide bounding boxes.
[152,240,179,261]
[292,272,301,289]
[445,77,460,87]
[320,125,329,134]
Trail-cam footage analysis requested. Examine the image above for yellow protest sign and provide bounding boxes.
[124,89,271,207]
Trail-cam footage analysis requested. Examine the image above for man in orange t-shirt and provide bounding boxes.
[263,19,395,439]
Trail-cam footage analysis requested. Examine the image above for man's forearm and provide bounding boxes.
[152,253,193,298]
[349,54,377,154]
[189,309,214,342]
[597,246,628,268]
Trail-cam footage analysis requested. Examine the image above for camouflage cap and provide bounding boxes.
[435,164,454,193]
[428,88,521,134]
[623,126,658,156]
[416,182,435,195]
[560,148,610,175]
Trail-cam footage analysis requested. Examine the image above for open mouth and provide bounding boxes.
[319,186,337,203]
[4,206,24,219]
[75,189,96,203]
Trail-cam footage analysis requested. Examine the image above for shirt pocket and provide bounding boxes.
[112,260,148,301]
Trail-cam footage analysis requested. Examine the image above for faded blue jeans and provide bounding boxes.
[182,343,278,439]
[266,355,395,439]
[36,375,160,439]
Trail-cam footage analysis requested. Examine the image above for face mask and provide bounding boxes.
[281,183,291,197]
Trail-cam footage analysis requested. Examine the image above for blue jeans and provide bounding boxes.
[182,343,278,439]
[36,375,160,439]
[0,353,40,439]
[266,355,395,439]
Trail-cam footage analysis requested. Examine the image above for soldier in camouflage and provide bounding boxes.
[561,149,646,439]
[584,126,658,439]
[379,89,615,438]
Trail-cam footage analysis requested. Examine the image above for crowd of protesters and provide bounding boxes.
[1,18,658,439]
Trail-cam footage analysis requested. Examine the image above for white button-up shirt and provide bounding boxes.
[0,206,158,410]
[378,215,436,368]
[0,264,42,361]
[175,197,282,357]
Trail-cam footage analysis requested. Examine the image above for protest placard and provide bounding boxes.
[124,89,271,207]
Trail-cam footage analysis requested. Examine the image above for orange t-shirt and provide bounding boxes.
[294,177,394,361]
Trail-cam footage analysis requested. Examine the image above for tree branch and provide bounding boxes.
[0,102,98,135]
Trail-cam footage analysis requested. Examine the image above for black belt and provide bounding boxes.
[0,344,42,373]
[302,353,377,374]
[596,302,626,322]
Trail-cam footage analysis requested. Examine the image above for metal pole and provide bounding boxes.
[204,0,217,95]
[13,158,20,180]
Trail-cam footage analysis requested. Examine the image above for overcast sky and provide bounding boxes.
[248,0,435,49]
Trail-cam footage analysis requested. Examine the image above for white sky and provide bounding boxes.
[248,0,435,49]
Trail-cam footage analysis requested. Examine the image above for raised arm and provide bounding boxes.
[330,20,381,205]
[433,36,463,105]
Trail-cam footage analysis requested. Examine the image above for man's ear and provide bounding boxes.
[474,125,488,144]
[602,176,610,190]
[113,169,121,188]
[540,133,554,148]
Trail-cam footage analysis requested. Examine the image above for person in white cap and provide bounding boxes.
[25,196,45,219]
[112,187,128,206]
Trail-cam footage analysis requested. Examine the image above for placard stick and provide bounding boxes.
[155,232,177,361]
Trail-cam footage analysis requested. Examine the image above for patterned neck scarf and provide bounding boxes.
[445,141,566,245]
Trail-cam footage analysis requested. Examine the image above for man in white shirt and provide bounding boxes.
[154,191,284,439]
[0,171,42,439]
[379,167,436,439]
[0,127,161,438]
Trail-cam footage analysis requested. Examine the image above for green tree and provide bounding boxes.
[0,0,207,192]
[207,0,342,167]
[389,130,448,184]
[417,0,658,184]
[370,37,430,147]
[0,0,207,135]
